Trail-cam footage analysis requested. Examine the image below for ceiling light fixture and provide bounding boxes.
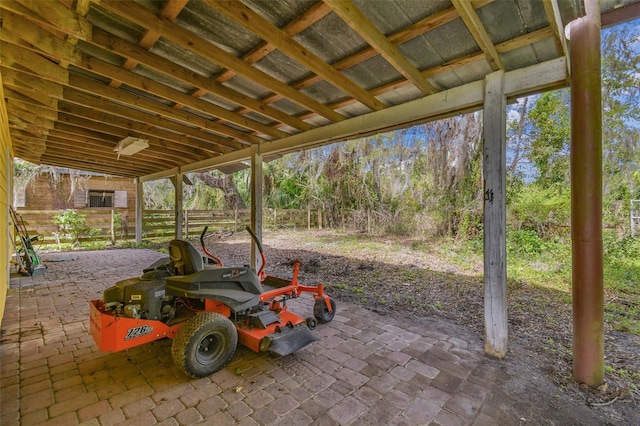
[114,136,149,160]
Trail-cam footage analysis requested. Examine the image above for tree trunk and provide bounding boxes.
[194,173,246,209]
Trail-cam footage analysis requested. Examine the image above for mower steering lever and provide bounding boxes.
[200,226,223,266]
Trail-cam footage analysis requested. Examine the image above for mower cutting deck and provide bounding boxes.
[90,227,335,378]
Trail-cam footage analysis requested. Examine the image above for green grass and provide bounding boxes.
[409,230,639,336]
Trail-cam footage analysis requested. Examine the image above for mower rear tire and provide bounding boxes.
[314,298,336,324]
[172,312,237,378]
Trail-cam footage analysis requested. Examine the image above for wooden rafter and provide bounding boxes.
[263,1,494,105]
[99,0,346,123]
[61,89,238,152]
[542,0,569,69]
[0,0,579,179]
[206,0,386,112]
[3,44,254,151]
[303,27,557,116]
[323,0,436,95]
[57,102,234,155]
[82,56,287,140]
[450,0,504,70]
[215,1,332,85]
[89,29,313,133]
[1,12,291,143]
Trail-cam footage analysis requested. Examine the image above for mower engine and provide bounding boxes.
[102,259,176,321]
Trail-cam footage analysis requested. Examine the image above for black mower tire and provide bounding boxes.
[171,312,238,378]
[313,298,336,324]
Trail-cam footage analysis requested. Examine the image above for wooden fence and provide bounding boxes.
[14,208,323,245]
[12,209,134,245]
[144,208,322,239]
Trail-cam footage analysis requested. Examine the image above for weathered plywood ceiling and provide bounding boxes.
[0,0,601,178]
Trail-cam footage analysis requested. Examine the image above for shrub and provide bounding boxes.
[53,209,91,247]
[508,229,548,256]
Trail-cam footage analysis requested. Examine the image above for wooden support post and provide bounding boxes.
[135,178,143,244]
[184,209,189,239]
[569,0,604,386]
[173,171,184,240]
[483,70,508,358]
[110,209,116,243]
[307,207,311,230]
[317,208,322,229]
[234,207,239,233]
[250,145,263,269]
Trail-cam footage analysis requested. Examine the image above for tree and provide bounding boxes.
[527,90,571,187]
[601,23,640,225]
[193,172,246,210]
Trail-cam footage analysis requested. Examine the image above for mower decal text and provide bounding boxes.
[130,294,142,301]
[125,325,154,340]
[223,269,247,279]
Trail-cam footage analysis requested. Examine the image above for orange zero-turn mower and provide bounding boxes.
[89,227,336,378]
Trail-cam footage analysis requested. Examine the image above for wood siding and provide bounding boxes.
[1,73,12,325]
[20,174,136,212]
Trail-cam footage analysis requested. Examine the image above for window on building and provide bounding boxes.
[88,190,114,208]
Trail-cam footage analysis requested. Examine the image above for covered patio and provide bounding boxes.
[0,247,615,425]
[2,0,640,423]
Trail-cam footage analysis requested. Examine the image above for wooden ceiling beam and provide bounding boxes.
[43,136,169,171]
[51,121,202,163]
[313,27,552,114]
[99,0,346,123]
[207,0,386,112]
[57,101,233,156]
[214,1,331,84]
[542,0,569,74]
[42,140,163,173]
[602,0,640,28]
[38,152,156,177]
[450,0,504,70]
[2,75,61,112]
[3,63,236,157]
[5,84,230,156]
[262,1,494,105]
[323,0,436,96]
[55,113,212,160]
[0,0,91,40]
[0,0,313,137]
[89,28,312,132]
[47,131,189,166]
[6,97,59,121]
[0,42,69,85]
[1,8,278,145]
[122,0,189,71]
[1,10,82,65]
[82,56,287,140]
[7,106,54,128]
[2,39,264,147]
[62,89,238,153]
[69,73,262,146]
[11,130,47,160]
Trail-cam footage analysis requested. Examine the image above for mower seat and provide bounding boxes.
[169,240,203,275]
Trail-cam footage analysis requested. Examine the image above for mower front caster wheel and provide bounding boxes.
[314,298,336,324]
[306,317,317,330]
[172,312,238,378]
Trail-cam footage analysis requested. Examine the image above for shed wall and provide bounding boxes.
[0,74,12,326]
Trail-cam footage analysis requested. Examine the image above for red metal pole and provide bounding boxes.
[569,0,604,386]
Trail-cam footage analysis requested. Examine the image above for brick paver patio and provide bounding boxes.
[1,248,608,425]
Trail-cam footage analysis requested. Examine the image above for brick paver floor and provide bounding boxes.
[0,248,611,425]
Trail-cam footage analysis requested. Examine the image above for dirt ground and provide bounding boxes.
[188,228,639,424]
